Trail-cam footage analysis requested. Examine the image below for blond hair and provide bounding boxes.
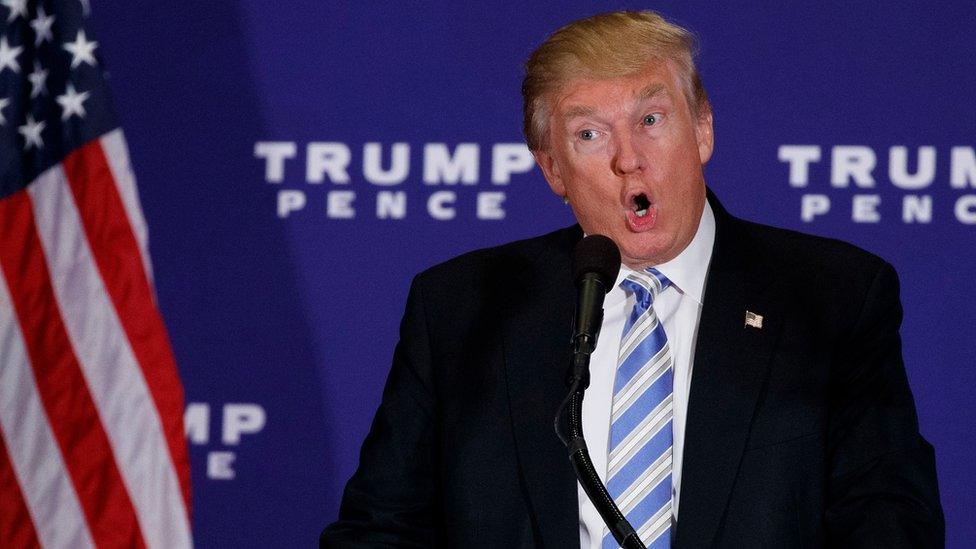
[522,11,709,151]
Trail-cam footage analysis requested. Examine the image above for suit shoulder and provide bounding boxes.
[736,218,890,278]
[730,218,900,336]
[412,225,579,295]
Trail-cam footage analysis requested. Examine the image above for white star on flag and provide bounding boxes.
[1,0,27,23]
[31,6,56,46]
[63,29,98,69]
[57,82,91,120]
[0,35,22,73]
[18,114,46,150]
[29,61,49,98]
[0,96,10,126]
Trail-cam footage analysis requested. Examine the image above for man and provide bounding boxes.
[321,11,943,548]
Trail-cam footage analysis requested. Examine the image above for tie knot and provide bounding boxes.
[620,268,671,309]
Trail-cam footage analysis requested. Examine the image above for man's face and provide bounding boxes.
[534,60,713,269]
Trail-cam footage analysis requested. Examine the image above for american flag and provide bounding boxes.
[0,1,192,547]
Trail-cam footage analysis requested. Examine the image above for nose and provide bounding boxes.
[611,130,646,176]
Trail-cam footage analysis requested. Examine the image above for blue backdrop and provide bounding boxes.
[90,2,974,547]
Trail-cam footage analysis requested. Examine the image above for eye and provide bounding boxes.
[578,129,597,141]
[642,113,662,126]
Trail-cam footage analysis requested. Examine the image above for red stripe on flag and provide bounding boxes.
[0,429,41,549]
[62,139,192,514]
[0,191,146,548]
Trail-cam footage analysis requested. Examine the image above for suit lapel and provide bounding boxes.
[674,196,785,548]
[502,226,582,549]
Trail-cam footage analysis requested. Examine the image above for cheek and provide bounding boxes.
[565,159,609,194]
[661,136,704,178]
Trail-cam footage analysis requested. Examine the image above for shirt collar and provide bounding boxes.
[604,200,716,308]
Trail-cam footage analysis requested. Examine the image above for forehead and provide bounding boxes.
[551,61,684,119]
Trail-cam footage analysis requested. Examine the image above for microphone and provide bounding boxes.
[569,235,621,386]
[559,235,645,548]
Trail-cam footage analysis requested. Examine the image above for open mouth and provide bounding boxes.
[624,191,657,232]
[632,193,651,218]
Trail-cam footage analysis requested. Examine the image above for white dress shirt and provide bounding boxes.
[578,202,716,549]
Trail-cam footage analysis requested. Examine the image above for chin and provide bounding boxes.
[620,248,666,269]
[617,236,675,268]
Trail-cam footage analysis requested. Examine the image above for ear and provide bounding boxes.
[533,149,566,197]
[695,108,714,165]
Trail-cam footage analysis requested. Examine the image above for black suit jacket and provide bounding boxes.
[322,192,943,548]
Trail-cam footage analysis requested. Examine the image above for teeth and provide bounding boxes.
[636,209,648,217]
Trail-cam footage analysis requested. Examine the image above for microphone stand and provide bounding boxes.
[555,334,646,549]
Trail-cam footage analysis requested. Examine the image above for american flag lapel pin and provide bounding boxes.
[744,311,763,329]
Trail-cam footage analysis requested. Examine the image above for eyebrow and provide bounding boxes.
[562,105,597,121]
[636,83,668,103]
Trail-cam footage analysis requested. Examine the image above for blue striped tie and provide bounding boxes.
[603,268,673,549]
